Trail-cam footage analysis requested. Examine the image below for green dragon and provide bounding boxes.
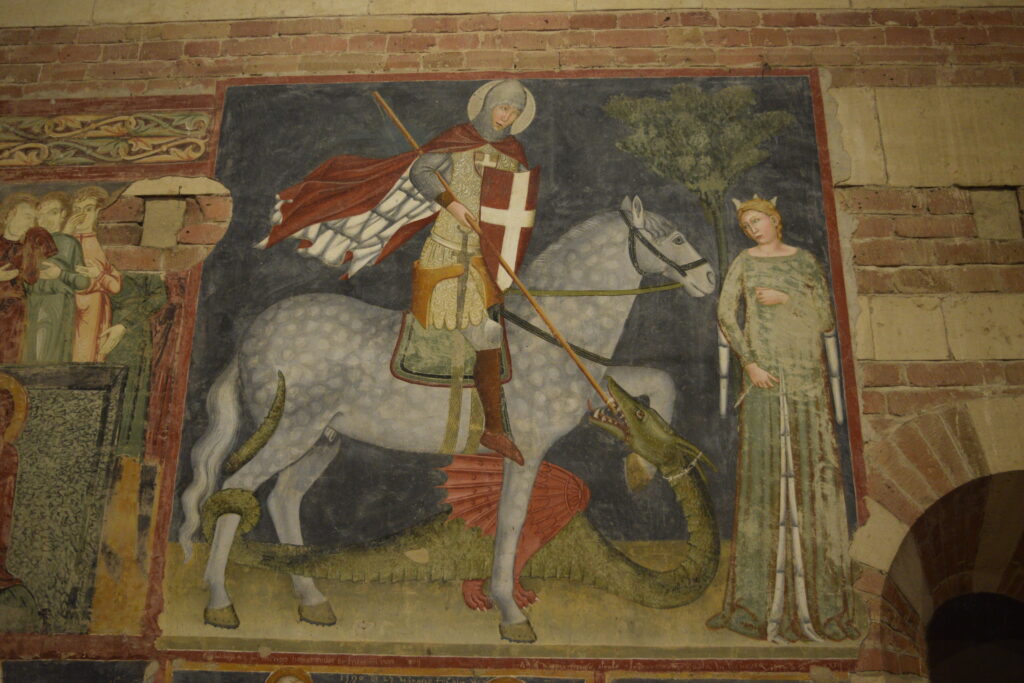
[203,377,720,609]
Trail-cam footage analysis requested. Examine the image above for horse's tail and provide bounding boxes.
[178,356,242,562]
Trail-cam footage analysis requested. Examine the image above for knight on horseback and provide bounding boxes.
[258,79,539,465]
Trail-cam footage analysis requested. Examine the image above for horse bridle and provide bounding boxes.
[622,209,708,279]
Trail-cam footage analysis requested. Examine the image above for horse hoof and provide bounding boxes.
[204,604,239,629]
[299,600,337,626]
[499,619,537,643]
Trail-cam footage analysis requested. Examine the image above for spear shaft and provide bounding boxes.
[372,91,613,411]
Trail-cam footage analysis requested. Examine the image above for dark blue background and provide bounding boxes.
[175,75,855,546]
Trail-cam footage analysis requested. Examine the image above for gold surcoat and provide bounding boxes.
[412,145,520,330]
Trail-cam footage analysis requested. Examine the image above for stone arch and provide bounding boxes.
[848,395,1024,679]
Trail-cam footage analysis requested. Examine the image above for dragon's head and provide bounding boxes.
[589,376,710,480]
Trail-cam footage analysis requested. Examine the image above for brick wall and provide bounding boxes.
[1,9,1024,99]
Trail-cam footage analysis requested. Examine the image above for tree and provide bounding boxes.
[604,84,795,279]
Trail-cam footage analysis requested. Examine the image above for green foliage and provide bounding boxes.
[604,84,795,203]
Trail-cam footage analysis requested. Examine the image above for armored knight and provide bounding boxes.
[260,79,537,464]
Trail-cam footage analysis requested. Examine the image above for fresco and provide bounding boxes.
[162,73,864,659]
[0,73,864,676]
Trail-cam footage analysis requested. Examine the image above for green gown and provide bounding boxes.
[24,233,88,364]
[708,247,859,642]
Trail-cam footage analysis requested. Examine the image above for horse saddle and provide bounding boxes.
[390,312,511,388]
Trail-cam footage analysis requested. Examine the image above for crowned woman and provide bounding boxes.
[708,196,859,643]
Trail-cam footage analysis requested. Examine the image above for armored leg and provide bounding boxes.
[474,348,523,465]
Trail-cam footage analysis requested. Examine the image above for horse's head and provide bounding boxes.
[620,196,716,297]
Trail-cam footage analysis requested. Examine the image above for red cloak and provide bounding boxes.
[263,123,528,264]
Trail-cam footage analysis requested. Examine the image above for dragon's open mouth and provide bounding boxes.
[588,401,629,440]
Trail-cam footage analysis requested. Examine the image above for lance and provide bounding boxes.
[372,91,614,411]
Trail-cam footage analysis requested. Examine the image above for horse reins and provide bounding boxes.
[502,211,709,366]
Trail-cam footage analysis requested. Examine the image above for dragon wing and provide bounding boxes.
[258,168,438,277]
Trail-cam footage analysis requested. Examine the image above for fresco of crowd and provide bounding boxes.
[0,188,123,366]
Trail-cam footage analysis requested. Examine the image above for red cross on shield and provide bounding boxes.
[478,166,541,291]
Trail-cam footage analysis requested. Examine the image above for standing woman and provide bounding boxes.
[707,196,859,643]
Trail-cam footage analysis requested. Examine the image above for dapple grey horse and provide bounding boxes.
[178,195,716,642]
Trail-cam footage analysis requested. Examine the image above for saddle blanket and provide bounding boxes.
[390,311,511,388]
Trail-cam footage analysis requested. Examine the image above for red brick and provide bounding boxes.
[459,15,499,32]
[88,60,183,80]
[77,26,128,44]
[6,44,60,64]
[464,50,515,70]
[494,31,548,50]
[184,40,221,58]
[759,12,815,27]
[717,10,760,28]
[944,67,1016,86]
[222,37,292,56]
[855,267,896,293]
[240,55,299,76]
[866,466,921,526]
[383,54,419,71]
[552,30,596,49]
[717,48,769,67]
[177,222,228,245]
[962,10,1016,26]
[436,33,479,51]
[59,44,102,62]
[277,18,343,36]
[0,29,32,45]
[291,35,349,53]
[570,14,615,30]
[664,28,702,46]
[856,216,896,238]
[0,85,23,99]
[837,28,886,46]
[952,45,1024,65]
[106,245,163,272]
[988,27,1024,45]
[926,188,972,214]
[31,26,78,43]
[178,57,243,79]
[339,17,413,34]
[40,63,87,82]
[863,362,904,387]
[412,16,458,33]
[856,567,888,596]
[229,20,278,38]
[915,412,973,487]
[615,49,661,66]
[0,64,42,83]
[765,46,815,66]
[872,10,919,27]
[906,362,988,387]
[812,47,861,66]
[140,41,184,61]
[152,24,215,40]
[918,10,960,27]
[677,11,715,27]
[853,238,932,266]
[660,48,716,67]
[892,422,955,497]
[144,77,215,96]
[102,43,141,61]
[887,388,981,417]
[750,28,788,47]
[515,50,559,70]
[820,11,872,27]
[862,390,887,414]
[101,197,145,223]
[935,27,989,45]
[892,215,974,238]
[498,14,570,32]
[594,29,668,48]
[840,187,926,214]
[349,35,386,52]
[162,245,212,271]
[617,12,678,29]
[858,46,949,64]
[422,52,465,70]
[704,29,749,47]
[386,34,436,52]
[788,28,838,46]
[96,223,142,246]
[858,645,887,673]
[885,27,934,46]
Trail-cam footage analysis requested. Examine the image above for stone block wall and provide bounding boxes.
[3,2,1024,681]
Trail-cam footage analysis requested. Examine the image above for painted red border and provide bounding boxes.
[1,69,866,672]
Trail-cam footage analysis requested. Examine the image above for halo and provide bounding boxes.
[466,80,536,135]
[0,373,28,445]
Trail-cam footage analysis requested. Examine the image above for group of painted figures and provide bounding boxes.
[0,187,122,366]
[259,79,859,643]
